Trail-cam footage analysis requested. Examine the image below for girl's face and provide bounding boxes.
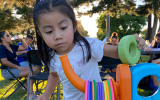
[1,32,12,44]
[155,36,160,44]
[111,38,117,45]
[38,11,76,55]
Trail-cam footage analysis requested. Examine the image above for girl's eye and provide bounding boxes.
[61,26,67,30]
[46,31,52,34]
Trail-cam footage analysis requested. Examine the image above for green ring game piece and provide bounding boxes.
[93,80,97,100]
[118,35,140,65]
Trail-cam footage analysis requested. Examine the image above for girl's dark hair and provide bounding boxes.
[109,32,119,42]
[152,32,160,48]
[33,0,91,70]
[0,31,7,43]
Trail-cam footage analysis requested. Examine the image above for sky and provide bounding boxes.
[76,0,156,38]
[75,4,100,38]
[77,14,100,38]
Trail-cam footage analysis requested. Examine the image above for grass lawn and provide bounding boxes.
[0,64,155,100]
[137,87,153,97]
[0,69,63,100]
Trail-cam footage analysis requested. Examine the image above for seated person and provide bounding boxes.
[0,31,39,99]
[17,34,33,67]
[145,32,160,93]
[102,32,119,72]
[109,32,119,46]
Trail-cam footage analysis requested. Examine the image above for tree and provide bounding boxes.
[77,20,89,37]
[97,13,146,40]
[96,14,106,40]
[68,0,136,17]
[140,29,148,40]
[0,0,35,33]
[68,0,160,42]
[134,0,160,42]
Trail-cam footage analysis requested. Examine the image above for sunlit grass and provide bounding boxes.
[0,62,155,100]
[137,87,153,97]
[0,69,63,100]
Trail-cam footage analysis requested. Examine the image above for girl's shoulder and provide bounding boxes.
[85,37,96,41]
[84,37,98,43]
[84,37,106,45]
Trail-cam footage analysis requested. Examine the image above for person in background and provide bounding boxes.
[145,32,160,53]
[108,32,119,46]
[102,32,120,72]
[17,34,33,67]
[0,31,39,99]
[145,31,160,93]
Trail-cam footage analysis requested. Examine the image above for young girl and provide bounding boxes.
[33,0,145,100]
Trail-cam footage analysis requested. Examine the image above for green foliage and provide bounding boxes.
[96,14,106,40]
[96,13,146,40]
[0,0,35,33]
[135,0,160,18]
[69,0,136,17]
[69,0,160,19]
[140,29,148,40]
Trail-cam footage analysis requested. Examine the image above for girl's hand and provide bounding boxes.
[133,34,146,50]
[152,59,160,64]
[144,48,152,51]
[37,94,50,100]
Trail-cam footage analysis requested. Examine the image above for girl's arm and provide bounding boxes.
[151,48,160,51]
[103,44,119,59]
[146,42,153,49]
[103,34,145,59]
[145,43,153,51]
[37,72,59,100]
[17,39,28,51]
[145,42,160,51]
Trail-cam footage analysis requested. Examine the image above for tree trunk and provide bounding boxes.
[147,14,152,40]
[149,14,158,43]
[158,19,160,32]
[106,14,110,41]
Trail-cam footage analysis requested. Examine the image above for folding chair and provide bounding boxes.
[98,56,122,81]
[26,50,60,100]
[0,62,27,100]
